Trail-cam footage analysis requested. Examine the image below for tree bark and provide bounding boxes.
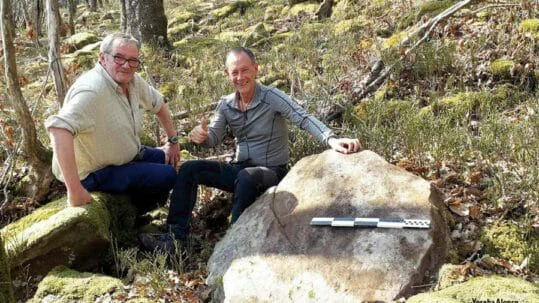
[46,0,68,105]
[1,0,54,202]
[89,0,97,12]
[119,0,127,32]
[67,0,75,35]
[126,0,169,47]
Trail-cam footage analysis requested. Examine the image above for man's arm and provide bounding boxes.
[155,103,180,167]
[49,127,92,206]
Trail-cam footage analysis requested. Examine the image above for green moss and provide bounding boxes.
[168,11,198,28]
[216,30,242,44]
[520,18,539,33]
[480,223,538,273]
[243,22,271,47]
[1,199,66,241]
[168,22,199,41]
[158,82,177,101]
[407,275,539,302]
[0,235,15,303]
[334,18,370,35]
[65,32,99,52]
[383,31,410,49]
[491,59,514,79]
[29,266,125,303]
[418,0,455,20]
[211,1,253,19]
[1,194,111,263]
[288,1,319,16]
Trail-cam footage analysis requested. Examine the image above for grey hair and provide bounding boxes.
[226,47,257,66]
[100,33,141,53]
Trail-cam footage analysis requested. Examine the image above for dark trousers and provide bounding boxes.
[167,160,287,238]
[81,146,177,214]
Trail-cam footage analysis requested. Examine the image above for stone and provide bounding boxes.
[406,275,539,302]
[1,193,112,279]
[28,266,125,303]
[64,32,99,53]
[207,150,450,302]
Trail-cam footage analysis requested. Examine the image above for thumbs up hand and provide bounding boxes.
[189,113,209,144]
[201,112,208,131]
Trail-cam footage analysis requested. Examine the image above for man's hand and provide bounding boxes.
[67,185,92,206]
[328,137,361,154]
[162,142,180,168]
[188,114,209,144]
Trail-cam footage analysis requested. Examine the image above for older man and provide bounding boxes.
[45,33,179,210]
[141,47,360,252]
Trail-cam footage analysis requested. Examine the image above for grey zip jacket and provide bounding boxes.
[204,83,336,167]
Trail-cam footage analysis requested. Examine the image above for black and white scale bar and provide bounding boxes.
[310,217,430,229]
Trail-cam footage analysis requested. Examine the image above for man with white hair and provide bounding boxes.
[45,33,179,212]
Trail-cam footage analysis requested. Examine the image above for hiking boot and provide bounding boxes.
[138,233,188,256]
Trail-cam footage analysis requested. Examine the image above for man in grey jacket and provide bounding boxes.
[142,47,359,250]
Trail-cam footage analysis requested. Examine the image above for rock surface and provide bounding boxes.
[207,150,450,302]
[1,194,112,279]
[28,265,125,303]
[406,275,539,302]
[0,234,14,303]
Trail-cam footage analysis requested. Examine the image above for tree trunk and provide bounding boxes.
[1,0,54,202]
[67,0,75,35]
[126,0,169,47]
[35,0,44,41]
[89,0,97,12]
[46,0,68,105]
[125,0,137,39]
[119,0,126,32]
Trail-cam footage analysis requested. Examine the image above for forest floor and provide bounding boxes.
[1,0,538,302]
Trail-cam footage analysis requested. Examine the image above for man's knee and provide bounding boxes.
[178,160,202,178]
[162,165,177,189]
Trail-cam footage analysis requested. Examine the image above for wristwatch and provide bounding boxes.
[167,134,179,144]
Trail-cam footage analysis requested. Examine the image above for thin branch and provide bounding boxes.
[325,0,475,122]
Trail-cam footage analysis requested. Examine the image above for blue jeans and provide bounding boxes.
[167,160,287,238]
[81,146,177,213]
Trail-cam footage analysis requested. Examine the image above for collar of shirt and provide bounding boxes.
[233,83,262,110]
[95,63,126,95]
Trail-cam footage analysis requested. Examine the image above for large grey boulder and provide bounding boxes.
[207,150,450,302]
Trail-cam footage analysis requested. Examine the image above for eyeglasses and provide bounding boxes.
[106,53,141,68]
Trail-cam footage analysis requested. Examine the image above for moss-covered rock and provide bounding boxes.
[407,275,539,302]
[334,17,370,35]
[64,32,99,53]
[264,5,283,21]
[211,1,253,19]
[480,223,538,273]
[168,11,199,28]
[519,18,539,33]
[0,235,15,303]
[491,59,514,79]
[28,266,125,303]
[168,22,199,41]
[383,31,410,49]
[243,22,271,47]
[417,0,455,20]
[1,193,112,278]
[288,1,319,16]
[435,264,467,290]
[63,49,98,71]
